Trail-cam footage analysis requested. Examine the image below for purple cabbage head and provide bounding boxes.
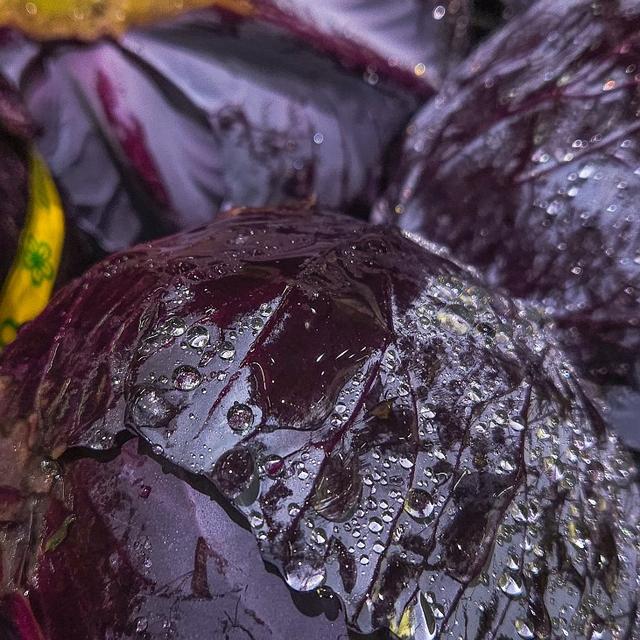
[374,0,640,447]
[1,209,638,638]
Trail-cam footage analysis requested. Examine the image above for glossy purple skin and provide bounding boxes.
[3,10,416,253]
[374,0,640,440]
[0,73,31,283]
[1,210,638,638]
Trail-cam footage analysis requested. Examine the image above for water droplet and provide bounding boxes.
[578,165,594,179]
[135,617,148,633]
[514,618,534,639]
[185,325,209,349]
[227,402,254,434]
[163,317,186,337]
[211,447,255,499]
[416,303,431,321]
[418,592,438,640]
[312,528,327,545]
[218,341,236,360]
[311,452,361,522]
[436,309,469,335]
[506,552,520,570]
[364,67,379,85]
[498,572,524,597]
[567,520,589,549]
[404,488,435,521]
[262,454,285,478]
[130,387,174,428]
[368,517,384,533]
[139,485,151,499]
[433,5,446,19]
[172,365,202,391]
[499,458,515,473]
[284,554,326,591]
[372,540,385,554]
[249,511,264,528]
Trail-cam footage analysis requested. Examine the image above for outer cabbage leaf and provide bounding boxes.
[1,209,638,638]
[254,0,472,93]
[2,11,416,253]
[374,0,640,445]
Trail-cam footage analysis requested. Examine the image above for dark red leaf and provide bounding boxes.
[0,593,46,640]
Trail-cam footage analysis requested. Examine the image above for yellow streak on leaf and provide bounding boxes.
[44,515,76,553]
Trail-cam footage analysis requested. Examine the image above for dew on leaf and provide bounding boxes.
[227,402,254,434]
[404,488,434,521]
[172,365,202,391]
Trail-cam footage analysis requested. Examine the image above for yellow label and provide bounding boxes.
[0,0,253,41]
[0,152,65,347]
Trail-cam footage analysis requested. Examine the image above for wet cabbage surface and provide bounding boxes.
[1,210,638,639]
